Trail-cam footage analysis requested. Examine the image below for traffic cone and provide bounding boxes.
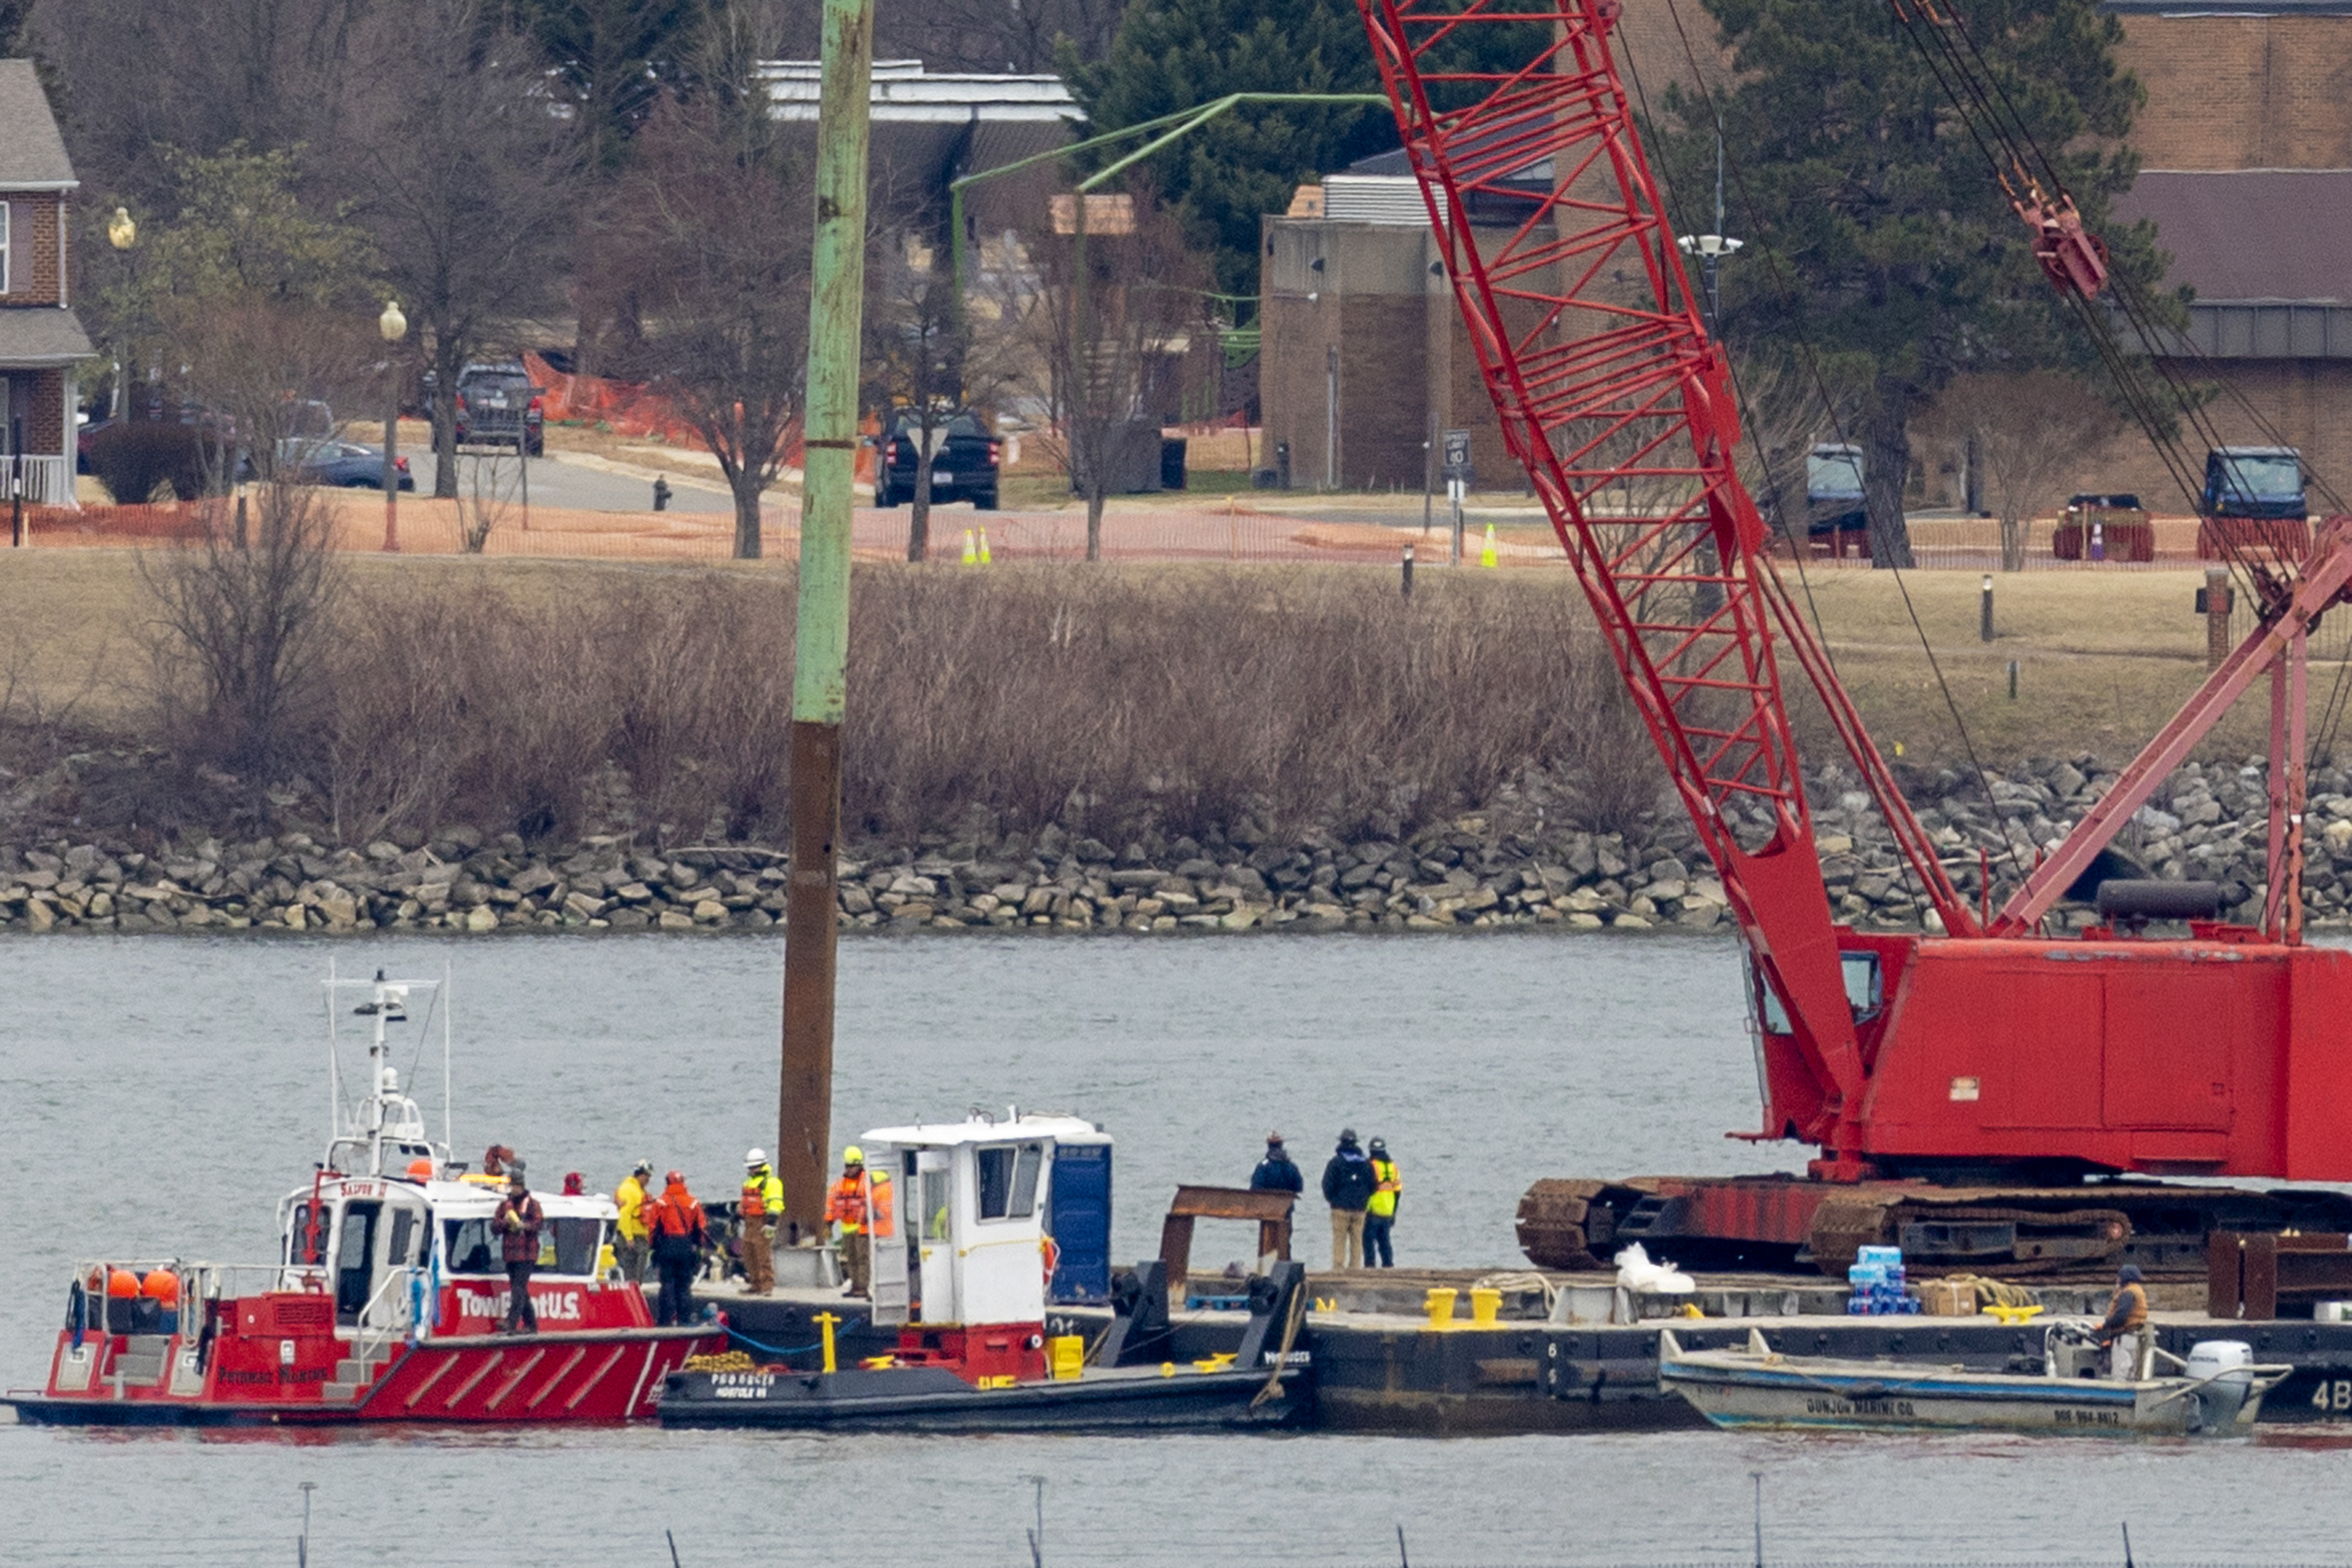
[978,528,993,565]
[961,528,978,565]
[1480,523,1499,568]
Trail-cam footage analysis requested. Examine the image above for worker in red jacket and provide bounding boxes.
[493,1175,544,1334]
[646,1170,708,1326]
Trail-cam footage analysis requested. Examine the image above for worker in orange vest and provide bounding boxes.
[824,1146,894,1298]
[739,1149,783,1296]
[646,1170,708,1326]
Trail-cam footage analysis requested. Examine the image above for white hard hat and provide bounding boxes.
[745,1147,767,1165]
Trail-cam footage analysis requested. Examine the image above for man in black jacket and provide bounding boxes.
[1250,1133,1304,1194]
[1321,1129,1378,1269]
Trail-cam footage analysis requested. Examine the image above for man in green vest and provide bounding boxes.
[1364,1138,1401,1268]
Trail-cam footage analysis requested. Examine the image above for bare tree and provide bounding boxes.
[32,0,376,206]
[343,0,581,498]
[600,0,810,558]
[1925,372,2123,571]
[140,482,344,808]
[1013,188,1206,560]
[864,216,1022,561]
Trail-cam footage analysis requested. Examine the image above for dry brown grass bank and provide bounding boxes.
[0,552,2333,850]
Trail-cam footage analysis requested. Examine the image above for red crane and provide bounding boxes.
[1354,0,2352,1271]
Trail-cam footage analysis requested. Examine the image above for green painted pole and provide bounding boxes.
[779,0,871,1245]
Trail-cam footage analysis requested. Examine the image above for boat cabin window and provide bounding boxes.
[287,1202,329,1265]
[386,1207,421,1267]
[443,1218,503,1275]
[544,1217,604,1275]
[921,1168,951,1239]
[440,1215,604,1275]
[975,1143,1045,1221]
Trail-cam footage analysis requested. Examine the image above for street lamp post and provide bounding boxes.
[107,207,137,422]
[378,300,407,552]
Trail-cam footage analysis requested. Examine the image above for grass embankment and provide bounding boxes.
[0,553,2317,851]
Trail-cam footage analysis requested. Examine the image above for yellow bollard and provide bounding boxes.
[1480,523,1499,568]
[1469,1287,1502,1327]
[814,1311,840,1374]
[978,528,993,565]
[1425,1287,1459,1329]
[961,529,978,565]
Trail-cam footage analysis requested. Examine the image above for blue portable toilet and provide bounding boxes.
[1035,1118,1113,1305]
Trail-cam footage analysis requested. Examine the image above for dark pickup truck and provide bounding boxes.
[452,362,544,456]
[875,412,998,509]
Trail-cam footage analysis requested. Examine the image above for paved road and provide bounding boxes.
[405,448,733,515]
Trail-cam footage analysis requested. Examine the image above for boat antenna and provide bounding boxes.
[1752,1472,1764,1568]
[1025,1475,1046,1568]
[326,959,340,1138]
[666,1529,682,1568]
[298,1480,317,1568]
[1396,1524,1411,1568]
[442,959,454,1153]
[2122,1522,2135,1568]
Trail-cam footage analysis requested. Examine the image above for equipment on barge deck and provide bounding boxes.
[5,971,716,1426]
[1659,1325,2289,1435]
[1351,0,2352,1271]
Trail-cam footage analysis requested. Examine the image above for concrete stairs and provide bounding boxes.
[323,1342,395,1403]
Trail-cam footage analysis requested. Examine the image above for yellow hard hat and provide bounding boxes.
[843,1145,865,1165]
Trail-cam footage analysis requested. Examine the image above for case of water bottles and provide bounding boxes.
[1846,1244,1920,1315]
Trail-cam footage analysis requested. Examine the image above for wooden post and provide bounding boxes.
[779,0,872,1244]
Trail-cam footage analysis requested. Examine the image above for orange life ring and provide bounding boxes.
[1040,1235,1062,1285]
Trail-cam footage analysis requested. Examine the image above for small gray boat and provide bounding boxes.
[1660,1326,2289,1436]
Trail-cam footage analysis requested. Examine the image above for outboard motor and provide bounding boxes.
[2187,1340,2256,1431]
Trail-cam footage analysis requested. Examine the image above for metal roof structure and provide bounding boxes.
[757,60,1080,232]
[2116,169,2352,357]
[0,60,77,189]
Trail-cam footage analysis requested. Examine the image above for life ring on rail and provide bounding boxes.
[1040,1235,1061,1287]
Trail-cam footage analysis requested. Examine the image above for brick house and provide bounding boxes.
[0,59,92,506]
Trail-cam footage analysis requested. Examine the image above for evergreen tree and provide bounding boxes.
[1657,0,2161,565]
[1070,0,1392,301]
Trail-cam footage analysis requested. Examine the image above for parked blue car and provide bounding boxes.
[283,439,414,490]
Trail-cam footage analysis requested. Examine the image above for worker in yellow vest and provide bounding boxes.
[825,1146,895,1298]
[613,1160,653,1284]
[1364,1138,1401,1268]
[739,1149,784,1295]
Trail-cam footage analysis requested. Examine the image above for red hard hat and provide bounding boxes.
[106,1268,141,1299]
[664,1169,685,1187]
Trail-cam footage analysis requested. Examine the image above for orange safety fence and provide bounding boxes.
[519,353,871,482]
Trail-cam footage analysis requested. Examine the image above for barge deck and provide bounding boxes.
[702,1271,2352,1436]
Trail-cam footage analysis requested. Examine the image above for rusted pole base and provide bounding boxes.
[779,718,843,1242]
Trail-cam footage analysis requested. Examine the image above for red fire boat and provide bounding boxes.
[4,970,717,1426]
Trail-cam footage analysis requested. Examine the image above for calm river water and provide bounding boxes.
[5,932,2350,1566]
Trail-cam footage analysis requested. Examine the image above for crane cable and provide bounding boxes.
[1640,0,2041,897]
[1896,0,2352,765]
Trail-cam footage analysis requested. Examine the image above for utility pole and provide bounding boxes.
[779,0,872,1244]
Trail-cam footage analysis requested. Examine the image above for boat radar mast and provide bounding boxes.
[323,965,454,1178]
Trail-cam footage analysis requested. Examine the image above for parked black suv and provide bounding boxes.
[452,361,544,455]
[875,411,998,509]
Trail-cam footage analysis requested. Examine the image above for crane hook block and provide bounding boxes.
[2014,190,2110,298]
